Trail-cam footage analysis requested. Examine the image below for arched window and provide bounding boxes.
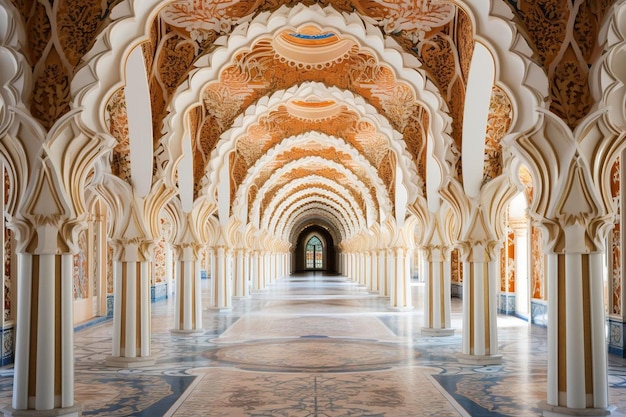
[305,236,323,269]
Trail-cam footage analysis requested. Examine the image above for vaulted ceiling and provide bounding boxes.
[9,0,615,247]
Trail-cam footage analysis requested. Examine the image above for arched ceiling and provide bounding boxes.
[96,1,518,249]
[153,2,459,248]
[6,0,616,254]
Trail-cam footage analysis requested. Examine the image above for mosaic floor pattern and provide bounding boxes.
[0,274,626,416]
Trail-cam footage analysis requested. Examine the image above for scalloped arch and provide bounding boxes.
[250,155,375,227]
[459,0,548,134]
[210,82,417,204]
[267,186,365,234]
[281,206,348,241]
[262,176,366,229]
[273,195,359,238]
[164,3,453,192]
[241,132,388,223]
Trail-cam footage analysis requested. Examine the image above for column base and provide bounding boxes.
[457,353,502,365]
[170,328,205,336]
[421,327,455,337]
[3,404,81,416]
[538,401,615,416]
[104,355,156,368]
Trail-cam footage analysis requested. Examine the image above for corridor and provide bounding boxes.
[2,274,626,416]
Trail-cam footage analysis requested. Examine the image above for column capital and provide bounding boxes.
[511,109,625,254]
[172,243,203,262]
[109,237,155,262]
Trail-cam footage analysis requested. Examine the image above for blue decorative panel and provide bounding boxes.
[530,300,547,327]
[608,317,625,357]
[498,294,516,315]
[201,270,209,279]
[107,294,114,318]
[0,323,14,366]
[151,283,168,302]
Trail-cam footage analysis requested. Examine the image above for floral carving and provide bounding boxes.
[105,89,132,183]
[11,0,122,128]
[508,0,614,129]
[483,87,513,185]
[353,0,455,42]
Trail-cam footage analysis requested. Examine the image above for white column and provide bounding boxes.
[371,252,379,292]
[10,251,81,415]
[107,258,155,367]
[389,247,412,310]
[243,251,251,297]
[422,247,454,336]
[378,250,387,296]
[252,251,260,291]
[364,252,372,289]
[210,246,231,311]
[233,249,245,298]
[541,252,610,415]
[165,244,173,298]
[171,246,203,334]
[458,245,501,365]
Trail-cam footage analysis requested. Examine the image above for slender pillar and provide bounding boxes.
[370,251,379,292]
[165,243,174,299]
[252,251,260,291]
[7,238,81,416]
[422,246,454,336]
[269,253,276,282]
[364,252,372,289]
[539,252,611,416]
[233,248,246,298]
[106,240,155,367]
[243,250,251,297]
[171,245,203,334]
[378,250,387,296]
[389,247,412,310]
[458,244,501,365]
[210,246,231,311]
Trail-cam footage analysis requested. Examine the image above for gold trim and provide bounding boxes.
[136,262,142,354]
[180,263,185,328]
[439,262,445,326]
[469,262,474,354]
[55,256,61,396]
[581,254,593,402]
[428,264,433,327]
[192,265,196,328]
[29,255,39,398]
[120,263,126,355]
[558,254,567,400]
[483,259,490,355]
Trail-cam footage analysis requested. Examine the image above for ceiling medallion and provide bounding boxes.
[286,98,342,121]
[272,26,356,70]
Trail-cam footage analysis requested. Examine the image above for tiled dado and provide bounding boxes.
[0,323,13,366]
[151,282,169,302]
[530,299,547,327]
[106,294,114,318]
[498,293,515,315]
[609,316,626,357]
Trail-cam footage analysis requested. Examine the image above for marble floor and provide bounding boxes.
[2,273,626,416]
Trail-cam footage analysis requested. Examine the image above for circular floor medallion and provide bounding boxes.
[209,338,417,372]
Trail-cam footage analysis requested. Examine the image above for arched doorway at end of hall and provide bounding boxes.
[293,226,337,273]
